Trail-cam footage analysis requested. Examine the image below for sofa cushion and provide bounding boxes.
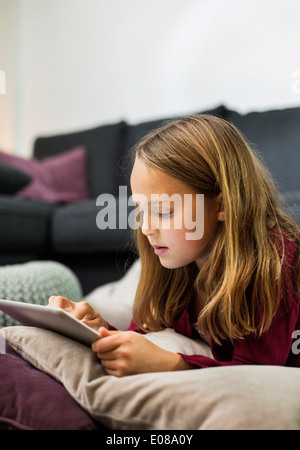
[0,196,54,254]
[33,122,127,198]
[0,162,32,195]
[0,147,90,203]
[226,106,300,193]
[52,200,133,253]
[0,340,99,430]
[2,325,300,430]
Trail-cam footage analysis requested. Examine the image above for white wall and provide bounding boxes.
[1,0,300,156]
[0,0,17,152]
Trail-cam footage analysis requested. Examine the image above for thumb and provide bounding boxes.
[98,327,121,337]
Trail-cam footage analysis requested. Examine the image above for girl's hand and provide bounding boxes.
[48,296,108,331]
[92,328,193,377]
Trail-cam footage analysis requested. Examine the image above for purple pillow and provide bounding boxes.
[0,341,102,430]
[0,146,90,203]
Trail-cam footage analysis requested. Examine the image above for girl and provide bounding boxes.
[49,114,300,377]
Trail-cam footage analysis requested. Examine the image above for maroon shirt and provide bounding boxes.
[117,233,300,368]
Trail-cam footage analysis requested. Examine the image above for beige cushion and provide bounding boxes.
[1,325,300,430]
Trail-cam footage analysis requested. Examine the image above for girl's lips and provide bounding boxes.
[153,245,168,255]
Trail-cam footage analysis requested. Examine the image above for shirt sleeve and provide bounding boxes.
[108,319,142,332]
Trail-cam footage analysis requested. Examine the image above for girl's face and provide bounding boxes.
[130,158,223,269]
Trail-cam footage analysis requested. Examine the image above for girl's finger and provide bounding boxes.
[71,301,94,320]
[96,350,117,361]
[91,331,123,353]
[98,327,121,337]
[100,361,118,376]
[48,296,74,312]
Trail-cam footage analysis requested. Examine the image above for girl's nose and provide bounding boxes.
[141,226,159,236]
[141,212,159,236]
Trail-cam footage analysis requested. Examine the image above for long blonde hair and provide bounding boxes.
[131,114,300,344]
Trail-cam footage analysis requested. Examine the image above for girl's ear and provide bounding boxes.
[216,193,225,221]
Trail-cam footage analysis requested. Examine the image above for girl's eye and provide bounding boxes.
[157,211,172,218]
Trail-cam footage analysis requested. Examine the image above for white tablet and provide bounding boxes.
[0,299,100,346]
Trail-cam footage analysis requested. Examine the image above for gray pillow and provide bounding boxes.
[0,261,82,326]
[0,162,31,194]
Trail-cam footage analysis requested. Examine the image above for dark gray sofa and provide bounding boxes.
[0,104,299,294]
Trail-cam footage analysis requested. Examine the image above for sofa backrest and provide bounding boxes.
[33,105,300,203]
[120,105,228,188]
[226,106,300,195]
